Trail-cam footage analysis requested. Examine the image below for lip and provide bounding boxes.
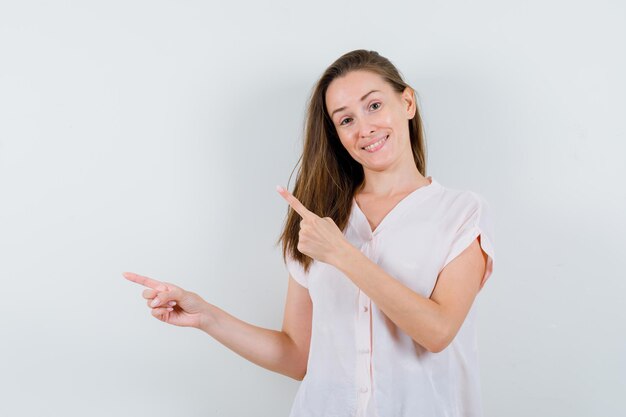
[361,135,389,149]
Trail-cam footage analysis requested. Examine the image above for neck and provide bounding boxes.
[358,157,427,197]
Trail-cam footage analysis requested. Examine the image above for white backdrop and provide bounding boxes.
[1,1,624,416]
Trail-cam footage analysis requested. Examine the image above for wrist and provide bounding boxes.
[198,303,220,333]
[333,240,360,272]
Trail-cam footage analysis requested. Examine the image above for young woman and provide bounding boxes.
[124,49,495,417]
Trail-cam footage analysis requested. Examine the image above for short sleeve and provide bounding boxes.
[284,251,309,289]
[442,192,496,290]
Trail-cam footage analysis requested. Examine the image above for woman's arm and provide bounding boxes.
[198,274,312,380]
[333,237,486,353]
[124,271,312,381]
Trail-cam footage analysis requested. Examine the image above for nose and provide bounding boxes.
[357,119,376,138]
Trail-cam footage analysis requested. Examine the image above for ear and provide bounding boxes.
[402,86,417,119]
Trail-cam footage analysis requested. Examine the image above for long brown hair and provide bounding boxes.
[276,49,428,274]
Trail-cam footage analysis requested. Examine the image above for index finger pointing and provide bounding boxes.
[276,185,316,219]
[123,272,169,291]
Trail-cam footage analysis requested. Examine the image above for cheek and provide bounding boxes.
[381,108,408,134]
[339,136,356,152]
[382,107,402,126]
[337,133,361,157]
[337,128,355,145]
[362,107,393,129]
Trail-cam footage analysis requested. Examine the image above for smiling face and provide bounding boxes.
[325,70,416,171]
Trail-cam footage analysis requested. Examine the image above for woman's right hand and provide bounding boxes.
[123,271,214,329]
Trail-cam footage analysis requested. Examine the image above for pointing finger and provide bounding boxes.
[276,185,317,220]
[123,272,169,291]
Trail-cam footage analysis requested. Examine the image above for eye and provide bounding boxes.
[339,117,353,126]
[370,102,381,110]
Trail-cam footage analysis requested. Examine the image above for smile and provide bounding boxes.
[362,135,389,153]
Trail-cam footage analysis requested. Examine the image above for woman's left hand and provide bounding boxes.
[276,185,352,266]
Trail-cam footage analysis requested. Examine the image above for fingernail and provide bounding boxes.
[276,185,284,193]
[151,298,160,307]
[168,301,176,306]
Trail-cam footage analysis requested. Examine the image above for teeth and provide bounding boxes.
[364,136,388,151]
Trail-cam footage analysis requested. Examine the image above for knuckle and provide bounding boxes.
[152,307,167,315]
[163,282,181,295]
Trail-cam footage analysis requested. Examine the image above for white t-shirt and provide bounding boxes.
[284,176,496,417]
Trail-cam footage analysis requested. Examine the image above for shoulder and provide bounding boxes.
[436,183,484,212]
[433,184,494,234]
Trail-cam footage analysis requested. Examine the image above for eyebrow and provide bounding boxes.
[330,89,381,119]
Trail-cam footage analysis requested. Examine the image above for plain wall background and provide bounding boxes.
[1,0,624,416]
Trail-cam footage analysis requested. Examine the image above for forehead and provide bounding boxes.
[325,70,391,109]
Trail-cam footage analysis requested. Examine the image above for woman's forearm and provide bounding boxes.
[333,244,447,353]
[198,303,307,380]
